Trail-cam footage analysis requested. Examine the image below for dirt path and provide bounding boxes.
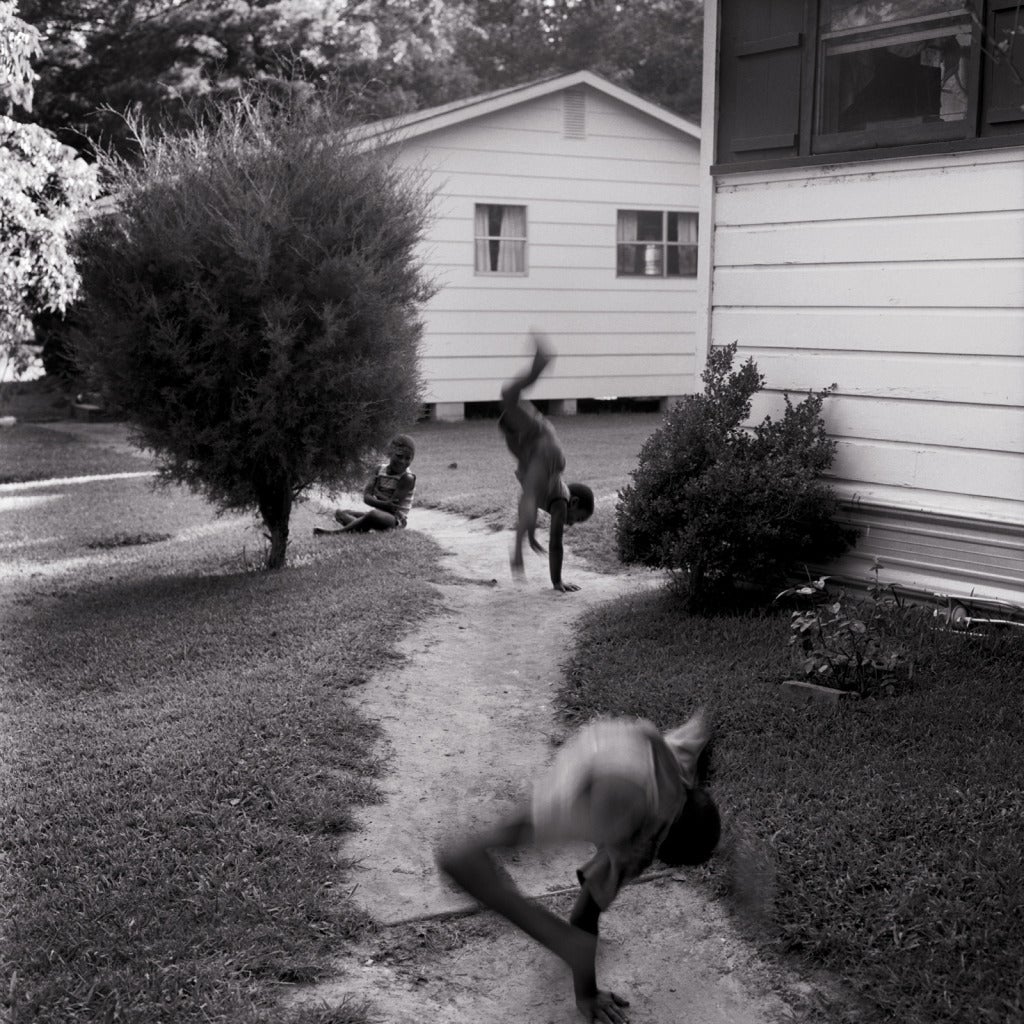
[289,505,806,1024]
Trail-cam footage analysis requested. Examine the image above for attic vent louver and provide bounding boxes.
[563,87,586,139]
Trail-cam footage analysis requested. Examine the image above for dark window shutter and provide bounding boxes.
[717,0,807,163]
[980,1,1024,136]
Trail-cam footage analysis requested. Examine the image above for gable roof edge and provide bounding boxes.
[362,70,701,145]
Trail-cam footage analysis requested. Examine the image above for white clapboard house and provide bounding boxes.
[697,0,1024,609]
[363,71,702,419]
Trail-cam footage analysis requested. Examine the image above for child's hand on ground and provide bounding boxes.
[555,581,581,593]
[576,989,630,1024]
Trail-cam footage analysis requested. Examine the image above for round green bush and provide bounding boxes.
[615,344,854,606]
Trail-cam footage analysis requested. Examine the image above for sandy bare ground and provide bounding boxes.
[288,503,815,1024]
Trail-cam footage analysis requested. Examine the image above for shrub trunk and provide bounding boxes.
[257,481,292,570]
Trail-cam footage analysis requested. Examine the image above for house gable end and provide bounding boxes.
[365,71,701,149]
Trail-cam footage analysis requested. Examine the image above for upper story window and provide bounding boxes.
[617,211,699,277]
[716,0,1024,168]
[818,1,973,148]
[474,204,527,274]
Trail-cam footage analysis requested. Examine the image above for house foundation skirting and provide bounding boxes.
[815,499,1024,611]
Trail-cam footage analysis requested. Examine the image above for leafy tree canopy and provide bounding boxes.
[19,0,702,160]
[1,0,98,380]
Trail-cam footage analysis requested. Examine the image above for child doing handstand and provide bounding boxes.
[437,710,719,1024]
[314,434,416,535]
[500,333,594,591]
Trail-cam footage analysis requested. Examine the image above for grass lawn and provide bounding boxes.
[1,422,454,1023]
[559,591,1024,1024]
[5,410,1020,1024]
[0,409,658,1023]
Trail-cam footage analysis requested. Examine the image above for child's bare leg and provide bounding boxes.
[334,510,358,526]
[340,509,398,532]
[502,334,555,409]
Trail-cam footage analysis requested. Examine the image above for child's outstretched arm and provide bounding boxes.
[436,818,629,1024]
[512,489,538,576]
[362,473,409,516]
[569,886,630,1023]
[393,471,415,507]
[548,499,580,592]
[361,474,394,513]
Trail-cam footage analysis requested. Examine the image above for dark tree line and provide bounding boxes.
[20,0,703,159]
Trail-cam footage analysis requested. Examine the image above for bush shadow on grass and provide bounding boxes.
[1,531,445,1024]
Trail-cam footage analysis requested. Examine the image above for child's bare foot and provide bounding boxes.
[528,331,554,374]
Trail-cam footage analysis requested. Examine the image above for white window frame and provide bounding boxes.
[474,204,528,276]
[616,210,699,278]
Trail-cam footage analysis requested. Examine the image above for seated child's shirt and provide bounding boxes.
[530,715,707,909]
[369,463,415,526]
[498,402,570,511]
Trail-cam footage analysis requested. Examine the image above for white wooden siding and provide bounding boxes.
[715,309,1023,356]
[390,87,703,403]
[706,147,1024,603]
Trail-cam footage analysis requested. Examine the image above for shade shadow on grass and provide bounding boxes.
[0,422,154,482]
[1,529,447,1024]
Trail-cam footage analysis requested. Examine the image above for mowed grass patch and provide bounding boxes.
[1,516,447,1024]
[561,590,1024,1024]
[0,422,154,483]
[408,411,661,573]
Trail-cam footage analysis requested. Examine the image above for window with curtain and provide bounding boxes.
[474,204,527,274]
[616,211,698,277]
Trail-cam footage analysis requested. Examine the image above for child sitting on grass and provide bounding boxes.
[437,710,719,1024]
[314,434,416,535]
[499,332,594,592]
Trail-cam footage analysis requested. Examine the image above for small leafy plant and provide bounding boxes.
[778,566,935,696]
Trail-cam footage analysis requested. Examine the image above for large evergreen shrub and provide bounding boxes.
[74,88,434,568]
[615,344,854,605]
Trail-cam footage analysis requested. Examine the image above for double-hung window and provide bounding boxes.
[474,204,527,274]
[817,1,976,150]
[716,0,1024,166]
[617,211,699,277]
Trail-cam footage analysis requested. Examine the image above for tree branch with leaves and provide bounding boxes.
[0,0,97,383]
